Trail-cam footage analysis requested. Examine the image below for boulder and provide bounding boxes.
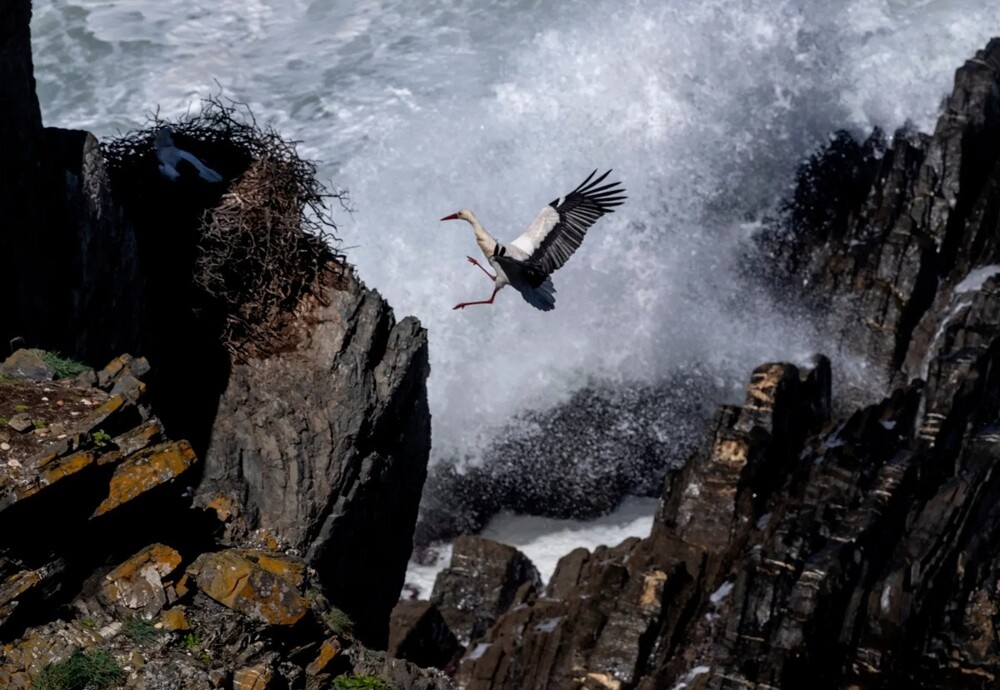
[0,0,46,352]
[0,350,54,382]
[389,600,460,670]
[233,664,276,690]
[430,536,541,645]
[455,356,831,690]
[99,543,182,617]
[186,549,310,626]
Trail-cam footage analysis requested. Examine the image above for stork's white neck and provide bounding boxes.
[464,210,498,258]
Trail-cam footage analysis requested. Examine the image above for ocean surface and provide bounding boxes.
[32,0,1000,589]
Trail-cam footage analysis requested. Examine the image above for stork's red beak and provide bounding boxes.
[440,213,460,221]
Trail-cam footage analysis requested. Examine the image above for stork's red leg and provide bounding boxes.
[467,256,496,281]
[454,287,499,310]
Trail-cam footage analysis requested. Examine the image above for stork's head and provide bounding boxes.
[440,208,475,223]
[154,127,175,149]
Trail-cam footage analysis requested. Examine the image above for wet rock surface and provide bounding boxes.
[430,536,541,646]
[416,373,715,545]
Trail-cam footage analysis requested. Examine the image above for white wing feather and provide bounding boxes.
[511,205,559,256]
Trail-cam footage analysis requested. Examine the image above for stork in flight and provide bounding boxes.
[441,169,626,311]
[155,128,224,183]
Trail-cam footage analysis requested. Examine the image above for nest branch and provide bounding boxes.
[102,96,352,359]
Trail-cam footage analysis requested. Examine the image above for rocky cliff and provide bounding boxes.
[0,351,446,689]
[389,39,1000,690]
[196,278,430,646]
[0,1,435,687]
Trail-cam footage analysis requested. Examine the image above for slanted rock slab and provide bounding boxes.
[389,600,461,670]
[0,349,54,381]
[92,440,197,516]
[100,543,182,617]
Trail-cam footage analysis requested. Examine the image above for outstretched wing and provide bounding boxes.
[510,170,626,276]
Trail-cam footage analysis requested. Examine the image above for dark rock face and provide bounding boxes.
[429,536,541,646]
[43,128,146,364]
[451,360,829,690]
[0,0,46,351]
[389,600,461,670]
[196,275,431,648]
[776,38,1000,384]
[0,5,143,362]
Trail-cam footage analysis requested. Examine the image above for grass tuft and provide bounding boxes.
[331,675,390,690]
[29,349,89,380]
[122,616,159,645]
[33,649,125,690]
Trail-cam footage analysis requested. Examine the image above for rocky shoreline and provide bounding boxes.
[389,39,1000,690]
[4,0,1000,687]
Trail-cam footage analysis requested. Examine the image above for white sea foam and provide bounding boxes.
[404,495,658,599]
[31,0,1000,468]
[479,496,658,586]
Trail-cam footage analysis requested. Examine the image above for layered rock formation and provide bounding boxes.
[0,353,447,689]
[389,39,1000,690]
[197,278,430,646]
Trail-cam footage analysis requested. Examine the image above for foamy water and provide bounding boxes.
[404,496,658,599]
[31,0,1000,564]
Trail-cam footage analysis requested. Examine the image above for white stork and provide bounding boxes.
[155,128,224,183]
[441,169,626,311]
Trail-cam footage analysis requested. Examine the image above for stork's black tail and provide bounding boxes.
[518,276,556,311]
[496,255,557,311]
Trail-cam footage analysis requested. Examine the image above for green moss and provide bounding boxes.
[29,349,89,380]
[13,404,28,412]
[33,649,125,690]
[32,419,47,429]
[331,675,390,690]
[0,417,8,426]
[182,632,200,650]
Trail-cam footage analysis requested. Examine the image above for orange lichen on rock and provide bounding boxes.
[101,543,182,616]
[233,664,275,690]
[187,549,309,626]
[305,636,341,675]
[92,441,197,516]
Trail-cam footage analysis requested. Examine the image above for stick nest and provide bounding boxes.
[102,97,351,359]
